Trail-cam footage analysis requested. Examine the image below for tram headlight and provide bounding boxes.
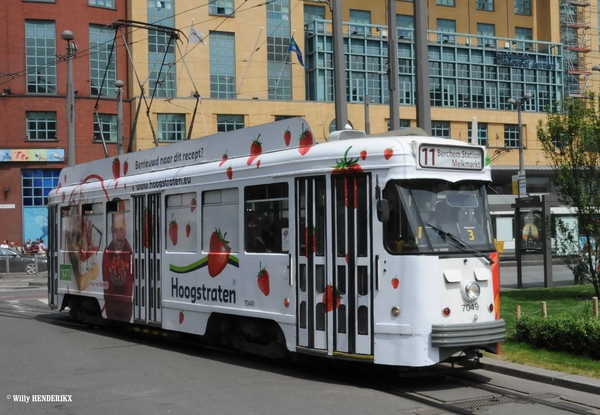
[463,282,481,301]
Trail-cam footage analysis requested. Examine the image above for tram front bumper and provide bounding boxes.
[431,319,506,348]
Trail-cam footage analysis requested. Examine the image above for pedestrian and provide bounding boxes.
[29,241,39,255]
[0,240,8,248]
[23,239,31,254]
[38,239,46,256]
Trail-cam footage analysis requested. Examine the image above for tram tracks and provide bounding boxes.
[338,367,600,415]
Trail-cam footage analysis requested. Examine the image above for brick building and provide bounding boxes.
[0,0,130,246]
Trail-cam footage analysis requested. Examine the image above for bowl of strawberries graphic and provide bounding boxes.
[109,255,129,287]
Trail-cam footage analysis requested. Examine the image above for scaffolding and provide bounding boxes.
[560,0,592,96]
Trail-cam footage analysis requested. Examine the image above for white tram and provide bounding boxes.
[47,118,505,367]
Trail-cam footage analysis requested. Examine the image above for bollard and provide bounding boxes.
[541,301,547,318]
[594,297,598,319]
[516,305,521,320]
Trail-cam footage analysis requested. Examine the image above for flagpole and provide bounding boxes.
[237,27,263,96]
[178,19,194,88]
[274,30,294,96]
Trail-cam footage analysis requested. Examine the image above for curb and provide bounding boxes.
[480,357,600,395]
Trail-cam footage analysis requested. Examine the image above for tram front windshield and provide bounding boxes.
[383,180,495,254]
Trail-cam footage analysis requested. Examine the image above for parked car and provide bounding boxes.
[0,248,48,275]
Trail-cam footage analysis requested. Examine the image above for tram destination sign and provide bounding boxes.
[418,144,484,171]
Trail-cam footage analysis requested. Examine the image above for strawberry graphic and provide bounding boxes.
[186,222,191,238]
[226,166,233,180]
[191,197,196,213]
[112,157,121,178]
[298,125,313,156]
[257,160,261,169]
[304,226,317,257]
[247,134,262,165]
[219,152,228,167]
[384,147,394,160]
[332,147,362,208]
[332,146,363,174]
[360,149,367,160]
[208,228,231,277]
[257,263,270,296]
[323,285,341,312]
[391,277,399,289]
[168,213,178,246]
[144,207,150,249]
[61,192,66,203]
[179,311,184,324]
[123,160,129,176]
[284,127,291,146]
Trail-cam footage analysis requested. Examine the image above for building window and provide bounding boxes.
[217,115,244,132]
[89,25,116,97]
[267,0,292,100]
[477,23,496,47]
[476,0,494,11]
[515,27,533,50]
[468,122,488,146]
[26,112,56,140]
[93,114,117,142]
[88,0,114,8]
[504,124,519,148]
[158,114,186,141]
[437,19,456,43]
[349,10,371,35]
[274,115,301,121]
[514,0,531,16]
[25,20,56,94]
[436,0,455,6]
[148,0,176,98]
[304,4,325,33]
[387,119,411,130]
[431,121,450,138]
[396,14,414,39]
[22,169,60,206]
[210,32,236,99]
[209,0,234,16]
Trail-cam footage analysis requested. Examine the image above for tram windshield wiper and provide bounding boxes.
[426,223,494,265]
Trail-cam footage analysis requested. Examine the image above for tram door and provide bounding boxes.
[331,174,372,356]
[132,194,162,324]
[296,177,328,350]
[48,204,58,308]
[296,174,372,356]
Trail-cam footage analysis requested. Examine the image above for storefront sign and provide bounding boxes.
[0,149,64,162]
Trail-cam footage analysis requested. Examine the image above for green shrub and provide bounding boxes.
[514,315,600,359]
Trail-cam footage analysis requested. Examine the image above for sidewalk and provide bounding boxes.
[0,272,47,289]
[480,357,600,395]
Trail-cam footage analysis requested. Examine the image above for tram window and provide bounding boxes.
[245,183,289,253]
[382,185,418,254]
[202,188,239,254]
[166,192,197,253]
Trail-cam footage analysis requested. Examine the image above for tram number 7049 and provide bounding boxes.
[462,303,479,312]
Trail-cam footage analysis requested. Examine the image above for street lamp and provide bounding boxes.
[508,92,532,197]
[61,30,77,167]
[115,80,124,155]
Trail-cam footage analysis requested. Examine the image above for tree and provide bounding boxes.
[537,94,600,297]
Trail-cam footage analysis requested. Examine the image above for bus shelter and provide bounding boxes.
[511,195,559,288]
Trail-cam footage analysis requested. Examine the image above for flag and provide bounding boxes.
[189,25,206,45]
[288,36,306,68]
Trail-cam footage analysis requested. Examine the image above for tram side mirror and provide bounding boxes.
[377,199,390,222]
